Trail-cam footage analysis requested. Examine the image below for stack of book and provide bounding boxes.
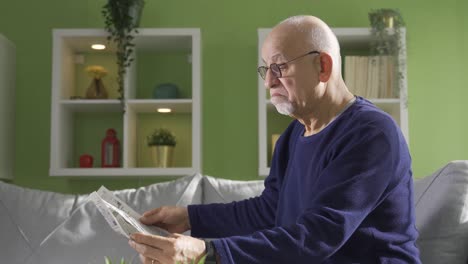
[344,56,397,99]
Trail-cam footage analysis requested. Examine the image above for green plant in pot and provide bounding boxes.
[102,0,145,111]
[147,128,176,168]
[368,8,406,99]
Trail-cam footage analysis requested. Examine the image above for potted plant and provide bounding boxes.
[102,0,145,111]
[147,128,176,168]
[368,8,406,98]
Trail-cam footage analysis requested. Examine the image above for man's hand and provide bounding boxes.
[129,233,206,264]
[140,206,191,234]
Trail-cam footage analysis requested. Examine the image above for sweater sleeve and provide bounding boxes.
[187,122,295,238]
[211,125,406,263]
[188,187,277,238]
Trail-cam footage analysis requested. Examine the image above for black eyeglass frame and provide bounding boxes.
[257,50,320,80]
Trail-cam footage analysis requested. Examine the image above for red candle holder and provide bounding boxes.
[79,154,93,168]
[101,128,120,168]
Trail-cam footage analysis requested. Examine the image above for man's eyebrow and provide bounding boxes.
[271,53,284,61]
[262,53,284,65]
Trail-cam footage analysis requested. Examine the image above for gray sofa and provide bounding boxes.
[1,161,468,264]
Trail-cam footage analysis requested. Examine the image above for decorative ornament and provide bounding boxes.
[85,65,109,99]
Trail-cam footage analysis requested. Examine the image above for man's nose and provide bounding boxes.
[264,69,280,89]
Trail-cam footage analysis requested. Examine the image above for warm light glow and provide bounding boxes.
[157,108,172,113]
[91,44,106,50]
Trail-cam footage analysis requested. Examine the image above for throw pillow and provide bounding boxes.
[202,175,264,204]
[0,198,34,264]
[0,181,77,250]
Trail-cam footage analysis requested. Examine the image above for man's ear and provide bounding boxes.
[318,52,333,82]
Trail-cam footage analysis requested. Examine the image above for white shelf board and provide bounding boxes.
[54,28,199,53]
[259,167,270,177]
[50,167,197,177]
[60,99,122,112]
[332,28,398,50]
[127,99,193,113]
[259,28,397,51]
[54,29,114,53]
[332,28,372,48]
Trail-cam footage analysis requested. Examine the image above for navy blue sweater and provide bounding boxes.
[188,97,420,263]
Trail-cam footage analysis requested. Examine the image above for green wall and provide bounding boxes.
[1,0,467,193]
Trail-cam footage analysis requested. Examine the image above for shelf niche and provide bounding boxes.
[50,28,201,177]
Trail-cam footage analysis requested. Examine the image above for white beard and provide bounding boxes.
[274,102,294,116]
[271,96,294,116]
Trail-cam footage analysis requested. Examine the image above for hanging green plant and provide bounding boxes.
[368,8,406,99]
[102,0,145,112]
[368,8,405,56]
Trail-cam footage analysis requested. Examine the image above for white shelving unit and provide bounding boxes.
[50,28,201,177]
[0,34,15,180]
[258,28,408,176]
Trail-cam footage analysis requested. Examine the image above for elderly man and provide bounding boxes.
[128,15,421,264]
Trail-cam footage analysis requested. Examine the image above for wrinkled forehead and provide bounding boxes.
[261,26,308,63]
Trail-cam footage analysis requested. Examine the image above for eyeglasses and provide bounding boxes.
[257,51,320,80]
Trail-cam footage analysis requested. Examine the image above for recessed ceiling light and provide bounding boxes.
[157,108,172,113]
[91,44,106,50]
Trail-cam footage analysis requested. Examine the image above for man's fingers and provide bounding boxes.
[130,233,205,264]
[129,240,165,261]
[143,207,162,217]
[131,233,175,252]
[140,254,160,264]
[140,207,164,224]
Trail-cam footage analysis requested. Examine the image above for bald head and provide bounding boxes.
[265,15,342,76]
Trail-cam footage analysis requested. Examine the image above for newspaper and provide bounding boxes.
[88,186,170,239]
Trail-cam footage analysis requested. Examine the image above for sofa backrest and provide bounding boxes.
[0,197,33,264]
[4,162,468,264]
[0,173,203,264]
[0,181,77,263]
[414,160,468,264]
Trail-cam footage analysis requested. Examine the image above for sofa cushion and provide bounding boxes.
[114,172,203,209]
[202,175,264,204]
[414,160,468,264]
[24,198,139,264]
[25,173,202,264]
[0,181,77,251]
[0,198,33,264]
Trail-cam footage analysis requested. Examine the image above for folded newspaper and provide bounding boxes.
[89,186,170,239]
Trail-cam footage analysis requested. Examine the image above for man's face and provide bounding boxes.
[261,28,322,117]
